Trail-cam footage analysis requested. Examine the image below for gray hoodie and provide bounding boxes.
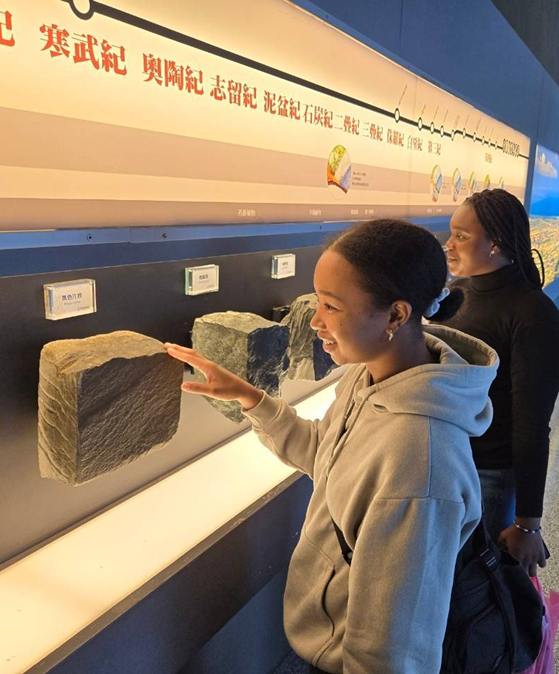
[244,325,498,673]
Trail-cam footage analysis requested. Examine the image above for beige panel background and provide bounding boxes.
[0,0,530,229]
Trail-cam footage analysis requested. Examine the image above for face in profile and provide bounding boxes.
[445,204,496,277]
[310,250,389,366]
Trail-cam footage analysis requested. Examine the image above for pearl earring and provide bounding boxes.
[386,329,394,342]
[489,249,496,257]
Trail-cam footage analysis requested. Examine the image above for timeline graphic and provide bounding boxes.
[0,0,530,229]
[61,0,528,159]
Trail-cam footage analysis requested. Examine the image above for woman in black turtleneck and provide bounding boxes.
[433,188,559,577]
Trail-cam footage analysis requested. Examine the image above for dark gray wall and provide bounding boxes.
[491,0,559,91]
[183,569,290,674]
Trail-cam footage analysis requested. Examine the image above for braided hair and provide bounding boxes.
[465,189,543,288]
[326,219,448,326]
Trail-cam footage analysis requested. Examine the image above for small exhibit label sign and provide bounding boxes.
[44,279,97,320]
[185,264,220,295]
[271,254,296,279]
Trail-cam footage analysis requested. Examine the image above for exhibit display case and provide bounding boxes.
[0,241,343,567]
[0,233,347,673]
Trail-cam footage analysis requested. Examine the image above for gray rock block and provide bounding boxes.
[192,312,289,424]
[38,331,183,485]
[282,294,337,381]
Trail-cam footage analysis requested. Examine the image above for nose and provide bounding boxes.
[444,238,455,252]
[310,309,322,331]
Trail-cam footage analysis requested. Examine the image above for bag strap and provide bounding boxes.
[332,514,516,667]
[331,501,519,669]
[329,398,357,565]
[332,501,496,571]
[331,516,353,565]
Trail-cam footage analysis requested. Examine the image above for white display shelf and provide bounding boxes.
[0,383,337,674]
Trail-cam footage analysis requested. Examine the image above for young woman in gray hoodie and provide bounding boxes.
[165,220,499,674]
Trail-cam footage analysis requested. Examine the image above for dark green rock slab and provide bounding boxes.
[192,312,289,424]
[282,294,337,381]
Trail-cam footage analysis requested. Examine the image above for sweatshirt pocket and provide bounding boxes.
[313,557,336,633]
[284,531,336,660]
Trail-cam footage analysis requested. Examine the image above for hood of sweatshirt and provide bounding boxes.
[351,324,499,438]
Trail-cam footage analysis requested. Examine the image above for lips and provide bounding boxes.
[319,336,337,352]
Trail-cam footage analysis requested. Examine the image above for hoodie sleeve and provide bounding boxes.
[243,390,339,478]
[343,497,467,674]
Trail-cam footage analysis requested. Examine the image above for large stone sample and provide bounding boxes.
[38,331,183,485]
[282,293,338,381]
[192,312,289,424]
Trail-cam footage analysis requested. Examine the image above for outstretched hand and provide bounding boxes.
[164,343,264,410]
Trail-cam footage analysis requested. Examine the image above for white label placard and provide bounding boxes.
[271,254,296,279]
[185,264,220,295]
[44,279,97,320]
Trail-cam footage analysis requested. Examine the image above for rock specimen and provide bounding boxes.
[38,331,183,485]
[192,312,289,424]
[282,293,338,381]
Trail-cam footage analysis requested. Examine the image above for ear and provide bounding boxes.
[488,243,501,258]
[388,301,413,333]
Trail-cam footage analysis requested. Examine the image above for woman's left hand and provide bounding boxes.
[498,524,547,577]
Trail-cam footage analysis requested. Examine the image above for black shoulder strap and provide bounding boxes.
[331,517,353,565]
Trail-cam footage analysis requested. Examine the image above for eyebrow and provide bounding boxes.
[317,290,345,302]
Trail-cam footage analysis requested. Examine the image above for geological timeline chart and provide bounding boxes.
[0,0,530,228]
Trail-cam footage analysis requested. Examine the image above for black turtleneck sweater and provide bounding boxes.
[435,263,559,517]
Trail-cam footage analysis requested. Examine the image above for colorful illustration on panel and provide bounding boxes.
[529,145,559,300]
[327,145,352,199]
[468,172,477,196]
[430,165,442,202]
[451,169,462,202]
[484,174,491,189]
[498,177,505,190]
